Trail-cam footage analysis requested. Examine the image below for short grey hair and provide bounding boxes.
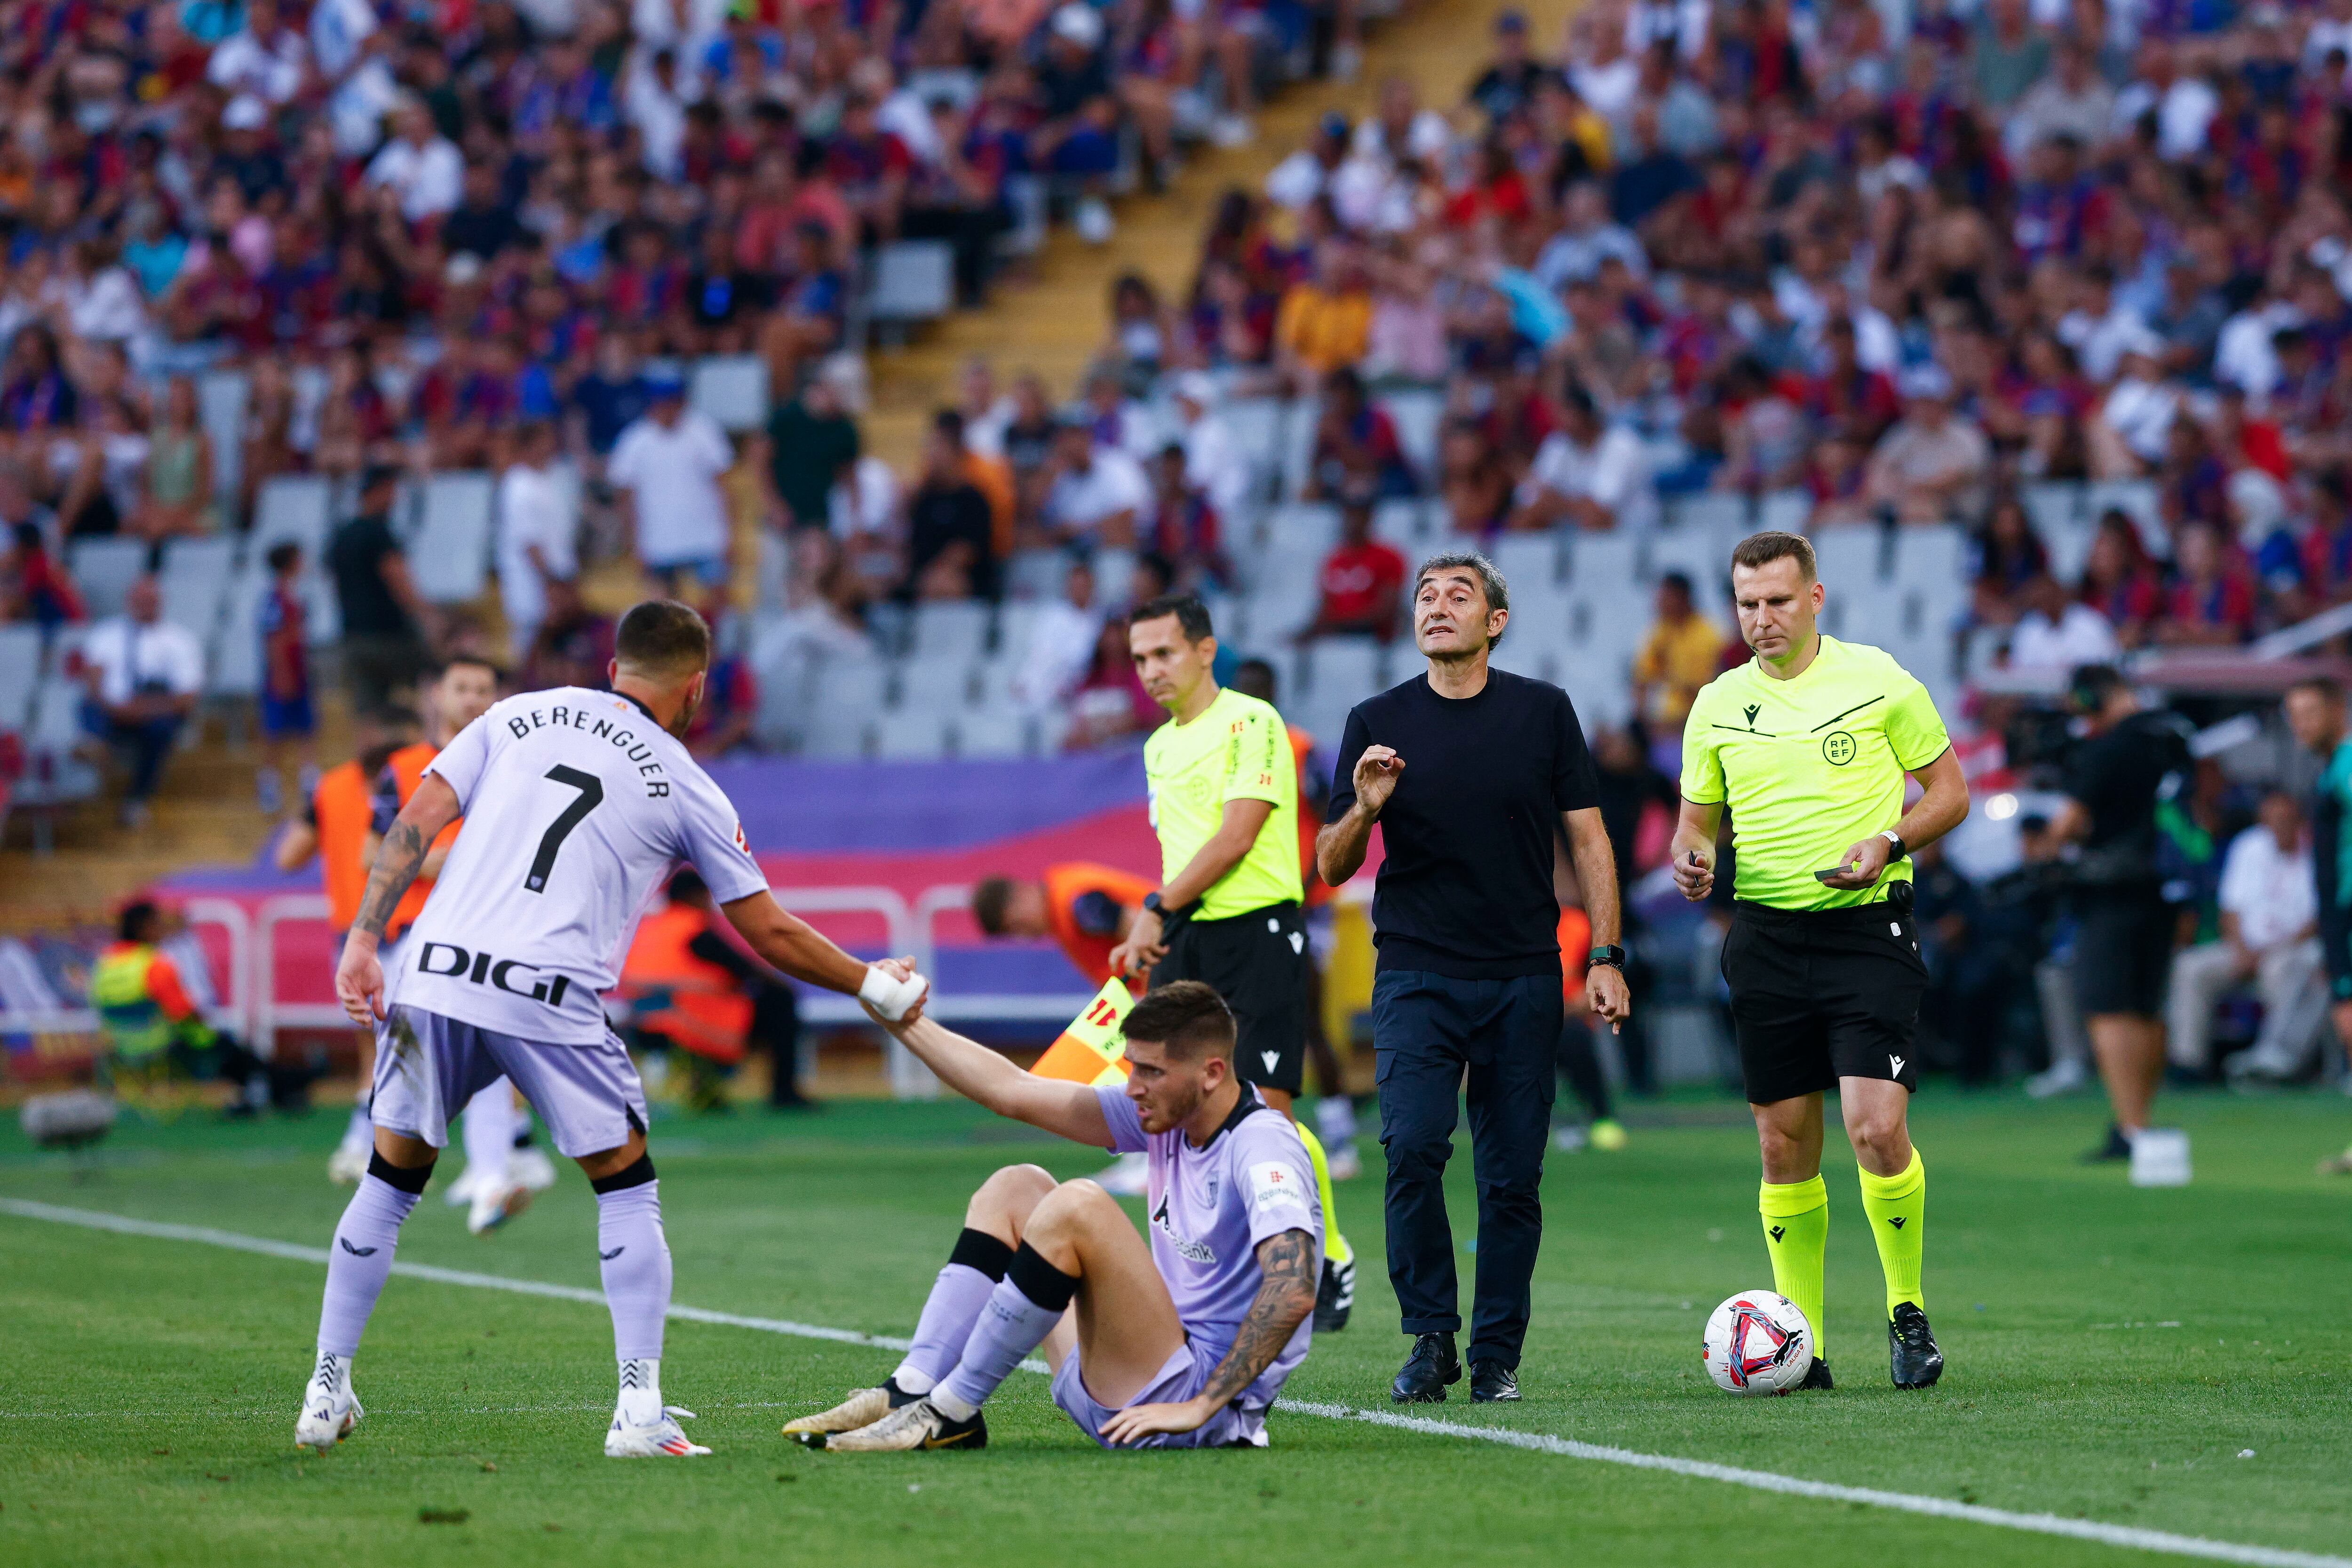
[1414,550,1510,646]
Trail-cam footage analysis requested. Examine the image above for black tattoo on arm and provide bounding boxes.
[352,819,433,941]
[1197,1229,1317,1410]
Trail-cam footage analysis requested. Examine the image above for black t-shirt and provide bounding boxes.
[327,513,416,640]
[1327,669,1600,978]
[2061,709,2192,888]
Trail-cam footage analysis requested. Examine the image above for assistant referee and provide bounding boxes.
[1108,592,1356,1331]
[1671,532,1968,1392]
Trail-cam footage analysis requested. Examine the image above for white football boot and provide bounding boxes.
[442,1161,485,1209]
[294,1351,363,1451]
[606,1406,711,1457]
[509,1145,558,1194]
[466,1180,533,1235]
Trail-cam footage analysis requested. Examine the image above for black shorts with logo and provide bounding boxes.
[1151,900,1309,1095]
[1720,899,1927,1106]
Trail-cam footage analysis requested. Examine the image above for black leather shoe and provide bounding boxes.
[1469,1360,1519,1402]
[1391,1332,1461,1403]
[1798,1358,1834,1391]
[1889,1303,1944,1389]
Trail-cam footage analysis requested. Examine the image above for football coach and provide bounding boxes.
[1317,550,1629,1406]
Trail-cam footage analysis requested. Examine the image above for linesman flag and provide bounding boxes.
[1030,979,1133,1086]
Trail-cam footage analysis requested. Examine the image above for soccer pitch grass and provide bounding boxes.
[2,1089,2348,1568]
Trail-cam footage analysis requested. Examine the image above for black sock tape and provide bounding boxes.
[367,1150,434,1194]
[948,1227,1016,1281]
[590,1153,657,1194]
[1007,1241,1079,1313]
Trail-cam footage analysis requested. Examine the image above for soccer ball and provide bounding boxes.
[1702,1289,1814,1395]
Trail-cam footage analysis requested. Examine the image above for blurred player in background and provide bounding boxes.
[2283,676,2352,1176]
[276,705,417,1181]
[300,599,930,1459]
[787,982,1319,1453]
[1552,902,1628,1153]
[1108,595,1356,1333]
[371,655,556,1234]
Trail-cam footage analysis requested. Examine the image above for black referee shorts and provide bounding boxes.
[1152,901,1309,1095]
[2071,891,2175,1018]
[1721,900,1927,1106]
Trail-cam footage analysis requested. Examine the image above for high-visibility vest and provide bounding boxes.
[1041,861,1156,987]
[621,903,753,1063]
[384,741,465,934]
[313,761,374,932]
[90,941,195,1061]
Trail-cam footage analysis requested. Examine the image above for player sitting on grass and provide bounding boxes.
[787,980,1322,1451]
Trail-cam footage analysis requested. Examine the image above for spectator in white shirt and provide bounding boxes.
[364,101,465,223]
[494,421,577,662]
[607,377,737,588]
[2056,264,2148,385]
[79,576,204,826]
[1511,386,1658,532]
[1168,373,1248,517]
[2167,792,2327,1079]
[1041,419,1150,547]
[1534,182,1649,291]
[2006,575,2121,670]
[206,0,308,105]
[1010,558,1104,712]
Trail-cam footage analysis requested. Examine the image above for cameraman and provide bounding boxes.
[2049,665,2193,1163]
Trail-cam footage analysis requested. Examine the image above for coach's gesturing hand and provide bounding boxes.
[1351,745,1404,816]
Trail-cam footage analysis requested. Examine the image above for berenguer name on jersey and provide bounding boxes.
[505,703,673,797]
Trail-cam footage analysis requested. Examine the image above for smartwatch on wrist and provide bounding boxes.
[1880,830,1907,862]
[1143,891,1190,931]
[1587,943,1627,971]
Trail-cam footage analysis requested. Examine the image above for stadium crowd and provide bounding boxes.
[12,0,2352,1104]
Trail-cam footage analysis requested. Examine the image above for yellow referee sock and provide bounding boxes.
[1759,1175,1829,1362]
[1295,1122,1351,1267]
[1856,1149,1926,1318]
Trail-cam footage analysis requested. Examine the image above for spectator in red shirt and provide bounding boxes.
[2079,510,2166,649]
[1297,491,1406,642]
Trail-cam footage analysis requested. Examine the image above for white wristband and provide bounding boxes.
[858,963,929,1022]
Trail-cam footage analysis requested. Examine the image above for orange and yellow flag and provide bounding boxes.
[1029,979,1134,1086]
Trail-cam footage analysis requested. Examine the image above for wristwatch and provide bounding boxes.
[1143,891,1190,930]
[1880,830,1908,862]
[1587,943,1627,971]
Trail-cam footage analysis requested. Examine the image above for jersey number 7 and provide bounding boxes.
[524,765,605,893]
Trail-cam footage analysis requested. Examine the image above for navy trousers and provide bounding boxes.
[1372,968,1561,1368]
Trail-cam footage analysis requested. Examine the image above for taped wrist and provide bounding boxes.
[858,963,927,1021]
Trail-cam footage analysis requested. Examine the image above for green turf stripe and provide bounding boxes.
[2,1195,2343,1568]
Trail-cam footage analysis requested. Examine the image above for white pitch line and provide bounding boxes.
[2,1197,2341,1568]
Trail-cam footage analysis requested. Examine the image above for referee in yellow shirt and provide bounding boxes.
[1670,533,1969,1391]
[1108,593,1355,1331]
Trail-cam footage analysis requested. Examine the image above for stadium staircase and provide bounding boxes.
[0,0,1544,928]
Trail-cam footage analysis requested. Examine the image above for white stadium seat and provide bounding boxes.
[691,355,770,431]
[408,472,495,604]
[67,538,150,619]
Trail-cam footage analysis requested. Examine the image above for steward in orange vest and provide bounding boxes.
[620,871,810,1109]
[971,862,1155,987]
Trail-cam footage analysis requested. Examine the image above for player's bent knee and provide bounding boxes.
[968,1163,1058,1231]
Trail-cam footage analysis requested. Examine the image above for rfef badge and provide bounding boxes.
[1030,979,1134,1086]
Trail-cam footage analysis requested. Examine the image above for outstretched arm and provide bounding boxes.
[334,774,462,1022]
[871,1011,1112,1146]
[720,890,897,995]
[1099,1227,1317,1445]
